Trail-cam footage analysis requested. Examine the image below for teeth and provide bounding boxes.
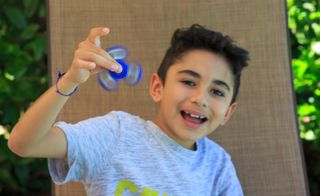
[190,113,200,118]
[185,111,206,119]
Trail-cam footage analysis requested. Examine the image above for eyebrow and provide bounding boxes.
[177,69,231,92]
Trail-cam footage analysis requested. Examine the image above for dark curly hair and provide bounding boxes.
[157,24,250,103]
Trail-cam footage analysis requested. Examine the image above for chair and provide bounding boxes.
[48,0,309,195]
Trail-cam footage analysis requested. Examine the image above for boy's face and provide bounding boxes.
[150,49,238,150]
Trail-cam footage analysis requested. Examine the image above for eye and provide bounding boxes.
[210,89,225,97]
[181,80,196,87]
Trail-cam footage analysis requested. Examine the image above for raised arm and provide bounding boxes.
[8,27,121,159]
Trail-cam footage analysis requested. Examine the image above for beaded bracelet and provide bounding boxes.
[55,71,78,96]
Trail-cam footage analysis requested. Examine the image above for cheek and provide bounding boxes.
[210,101,229,117]
[161,90,181,109]
[165,86,187,102]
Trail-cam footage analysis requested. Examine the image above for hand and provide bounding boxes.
[64,27,122,85]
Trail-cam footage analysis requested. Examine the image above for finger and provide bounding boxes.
[86,27,110,47]
[79,41,117,64]
[89,66,105,75]
[75,59,103,74]
[75,50,121,72]
[75,59,96,70]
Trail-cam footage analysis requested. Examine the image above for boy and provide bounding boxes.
[8,24,249,195]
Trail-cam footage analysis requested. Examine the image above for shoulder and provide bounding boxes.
[200,138,243,194]
[53,111,145,143]
[106,111,147,129]
[105,111,150,139]
[198,138,234,172]
[200,137,231,160]
[76,110,145,129]
[108,110,144,122]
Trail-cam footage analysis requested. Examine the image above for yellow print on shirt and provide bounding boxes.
[115,180,169,196]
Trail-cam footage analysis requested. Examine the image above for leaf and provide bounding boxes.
[23,0,39,17]
[38,3,47,18]
[14,165,30,184]
[20,24,40,40]
[0,150,8,163]
[5,64,29,78]
[0,168,19,190]
[0,78,11,94]
[303,2,316,12]
[25,35,47,60]
[292,59,308,79]
[17,158,34,165]
[2,106,20,125]
[3,6,27,30]
[298,104,316,116]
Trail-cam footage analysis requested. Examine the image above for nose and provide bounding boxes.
[189,88,208,108]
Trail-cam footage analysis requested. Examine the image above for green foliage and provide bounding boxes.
[287,0,320,195]
[0,0,50,195]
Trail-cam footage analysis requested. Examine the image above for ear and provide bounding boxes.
[220,102,238,126]
[149,73,163,103]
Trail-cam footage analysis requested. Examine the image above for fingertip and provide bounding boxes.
[102,27,110,34]
[89,62,96,69]
[116,64,123,73]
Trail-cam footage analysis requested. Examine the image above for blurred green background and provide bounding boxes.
[0,0,50,195]
[288,0,320,195]
[0,0,319,195]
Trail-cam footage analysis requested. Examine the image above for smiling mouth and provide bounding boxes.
[180,110,208,124]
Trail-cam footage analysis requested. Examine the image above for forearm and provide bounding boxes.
[8,76,77,156]
[8,27,119,158]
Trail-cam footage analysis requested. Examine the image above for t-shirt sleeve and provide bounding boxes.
[48,111,121,184]
[218,156,244,196]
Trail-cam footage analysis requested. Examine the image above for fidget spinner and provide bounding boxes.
[97,45,143,91]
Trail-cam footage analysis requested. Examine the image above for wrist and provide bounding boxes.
[56,72,79,96]
[62,71,80,87]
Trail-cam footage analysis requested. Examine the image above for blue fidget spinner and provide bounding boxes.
[97,45,143,91]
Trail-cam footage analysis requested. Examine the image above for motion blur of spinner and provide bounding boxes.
[97,45,143,91]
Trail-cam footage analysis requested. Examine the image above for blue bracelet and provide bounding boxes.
[55,71,78,96]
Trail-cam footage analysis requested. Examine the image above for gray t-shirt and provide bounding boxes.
[49,111,243,196]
